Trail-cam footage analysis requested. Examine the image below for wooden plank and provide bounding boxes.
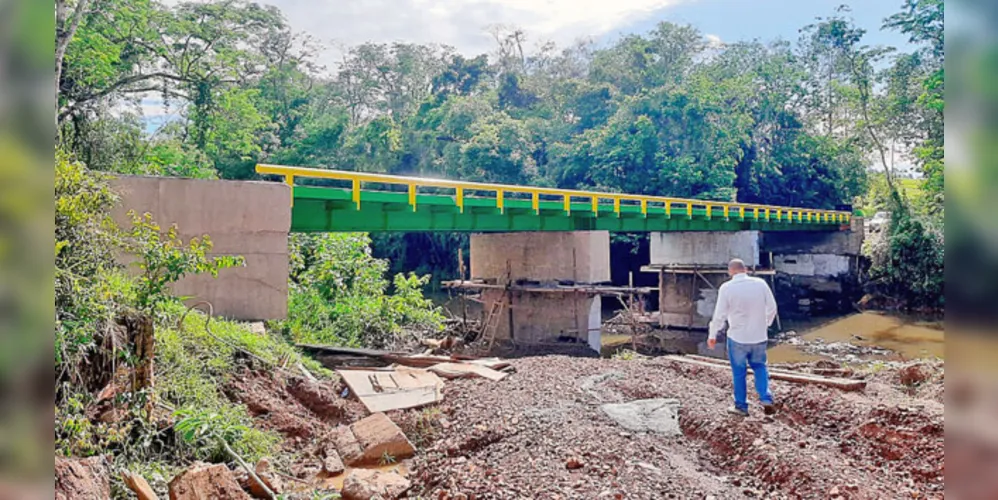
[298,344,396,357]
[336,368,444,412]
[427,362,508,381]
[662,355,866,392]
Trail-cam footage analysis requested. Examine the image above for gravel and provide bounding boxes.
[406,356,943,499]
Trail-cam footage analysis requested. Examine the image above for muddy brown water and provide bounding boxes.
[769,311,944,363]
[602,311,944,363]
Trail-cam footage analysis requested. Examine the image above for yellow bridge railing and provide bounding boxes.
[256,164,852,224]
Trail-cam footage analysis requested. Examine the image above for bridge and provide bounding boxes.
[255,164,852,233]
[111,167,864,348]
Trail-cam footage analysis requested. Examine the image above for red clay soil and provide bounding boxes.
[405,356,944,499]
[224,369,367,446]
[55,456,112,500]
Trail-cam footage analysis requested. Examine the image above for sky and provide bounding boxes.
[258,0,916,70]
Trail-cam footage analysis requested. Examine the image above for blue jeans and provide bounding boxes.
[727,338,773,411]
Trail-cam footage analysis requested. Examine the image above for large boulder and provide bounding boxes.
[341,469,411,500]
[55,456,111,500]
[168,463,250,500]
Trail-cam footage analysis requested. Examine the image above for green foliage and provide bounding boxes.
[122,211,244,312]
[55,153,129,378]
[866,204,944,309]
[155,302,306,461]
[279,233,444,348]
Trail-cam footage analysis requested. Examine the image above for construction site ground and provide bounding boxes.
[196,353,944,499]
[407,356,943,499]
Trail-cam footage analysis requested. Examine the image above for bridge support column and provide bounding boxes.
[761,217,865,316]
[646,231,761,332]
[469,231,610,353]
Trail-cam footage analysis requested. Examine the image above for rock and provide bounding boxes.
[122,470,159,500]
[829,486,840,496]
[55,456,111,500]
[566,457,585,470]
[336,412,416,466]
[332,425,366,465]
[243,457,283,498]
[168,463,250,500]
[752,439,764,447]
[600,399,681,436]
[341,469,411,500]
[322,447,345,476]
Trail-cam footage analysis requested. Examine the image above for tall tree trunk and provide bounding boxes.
[54,0,91,128]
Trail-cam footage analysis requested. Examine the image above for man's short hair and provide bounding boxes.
[728,258,747,271]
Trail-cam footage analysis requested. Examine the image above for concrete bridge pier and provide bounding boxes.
[645,231,762,331]
[761,217,865,316]
[468,231,611,352]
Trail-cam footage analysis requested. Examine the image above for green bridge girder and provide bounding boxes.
[291,186,845,233]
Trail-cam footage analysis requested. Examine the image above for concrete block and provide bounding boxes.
[773,254,851,277]
[761,228,864,256]
[481,289,598,349]
[110,175,290,321]
[470,231,610,283]
[601,399,681,436]
[649,231,759,267]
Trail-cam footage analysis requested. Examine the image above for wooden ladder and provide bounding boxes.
[480,298,506,349]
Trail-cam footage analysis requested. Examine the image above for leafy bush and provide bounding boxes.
[865,201,944,309]
[279,233,444,348]
[122,211,243,312]
[54,155,289,471]
[55,153,130,385]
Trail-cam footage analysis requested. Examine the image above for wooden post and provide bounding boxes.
[658,268,665,328]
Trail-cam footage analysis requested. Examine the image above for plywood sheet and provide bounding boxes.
[336,367,444,412]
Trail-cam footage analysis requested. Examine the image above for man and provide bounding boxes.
[707,258,778,417]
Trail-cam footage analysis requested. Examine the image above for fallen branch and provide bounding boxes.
[220,438,275,500]
[663,355,866,391]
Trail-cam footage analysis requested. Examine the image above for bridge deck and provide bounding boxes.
[257,164,851,233]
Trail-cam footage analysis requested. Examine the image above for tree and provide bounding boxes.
[884,0,944,214]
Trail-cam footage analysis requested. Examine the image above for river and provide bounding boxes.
[767,311,944,363]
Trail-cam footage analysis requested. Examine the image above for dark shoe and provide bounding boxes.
[728,406,749,417]
[762,402,776,415]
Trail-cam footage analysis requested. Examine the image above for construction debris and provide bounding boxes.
[426,362,508,381]
[168,463,250,500]
[600,398,682,435]
[121,471,159,500]
[336,366,444,413]
[240,457,284,499]
[334,412,417,467]
[663,354,867,391]
[341,468,411,500]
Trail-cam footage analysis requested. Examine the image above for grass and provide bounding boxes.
[153,301,331,463]
[612,349,641,361]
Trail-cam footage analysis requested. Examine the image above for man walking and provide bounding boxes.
[707,258,778,416]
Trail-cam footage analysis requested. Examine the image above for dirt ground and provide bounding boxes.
[405,356,943,500]
[218,355,942,499]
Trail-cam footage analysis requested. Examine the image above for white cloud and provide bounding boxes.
[260,0,689,68]
[705,33,723,47]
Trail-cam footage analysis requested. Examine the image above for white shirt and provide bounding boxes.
[708,272,778,344]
